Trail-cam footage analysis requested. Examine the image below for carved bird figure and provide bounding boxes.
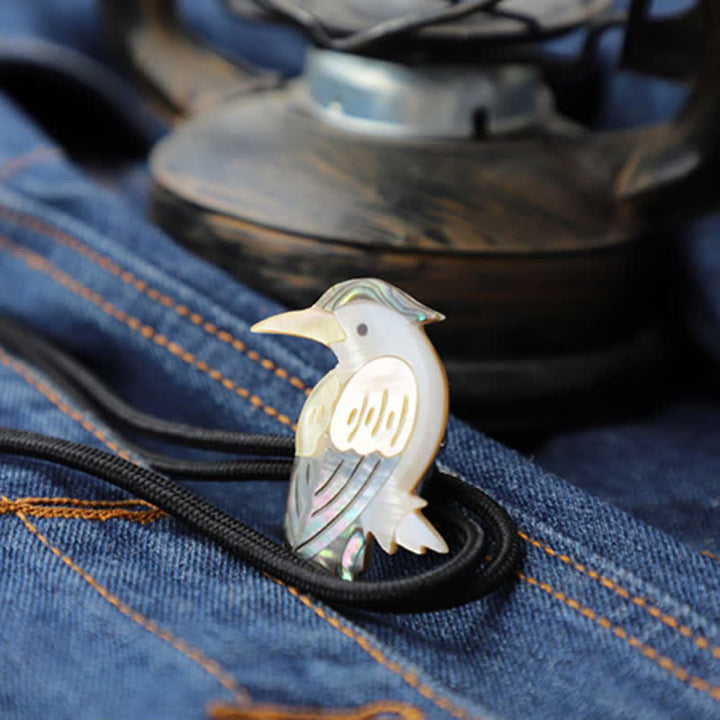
[251,278,449,579]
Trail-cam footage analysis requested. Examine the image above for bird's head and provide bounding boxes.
[251,278,444,365]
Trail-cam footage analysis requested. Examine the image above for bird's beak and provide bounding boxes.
[251,307,346,346]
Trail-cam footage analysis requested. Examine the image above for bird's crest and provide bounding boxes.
[316,278,444,324]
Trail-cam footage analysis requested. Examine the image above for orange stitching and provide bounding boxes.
[0,234,297,431]
[0,496,164,523]
[0,353,421,720]
[11,505,249,704]
[0,347,135,461]
[11,504,420,718]
[519,531,720,661]
[702,551,720,564]
[0,146,61,183]
[0,348,167,519]
[207,700,424,720]
[0,206,311,396]
[275,582,477,720]
[518,571,720,702]
[7,496,156,507]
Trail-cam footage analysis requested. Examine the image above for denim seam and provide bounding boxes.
[0,234,297,430]
[444,464,720,663]
[702,551,720,564]
[520,531,720,662]
[206,699,424,720]
[8,503,251,704]
[0,204,312,397]
[518,570,720,703]
[276,581,485,720]
[0,229,483,716]
[3,328,465,718]
[0,346,136,461]
[0,146,63,184]
[5,182,712,713]
[0,496,165,523]
[7,257,707,716]
[1,354,423,717]
[8,293,716,715]
[0,336,436,716]
[280,566,720,717]
[7,502,425,719]
[0,316,452,720]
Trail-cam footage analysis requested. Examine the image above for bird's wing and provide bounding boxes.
[295,371,341,457]
[286,447,398,559]
[329,356,418,458]
[286,358,432,562]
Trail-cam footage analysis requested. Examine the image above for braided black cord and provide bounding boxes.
[142,450,293,482]
[141,451,293,479]
[0,315,294,457]
[426,470,519,601]
[0,428,500,612]
[0,315,520,611]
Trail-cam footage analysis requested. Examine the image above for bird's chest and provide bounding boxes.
[295,371,341,458]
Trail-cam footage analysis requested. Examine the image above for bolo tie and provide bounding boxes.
[0,279,519,613]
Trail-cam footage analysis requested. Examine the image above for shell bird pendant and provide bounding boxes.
[252,278,449,580]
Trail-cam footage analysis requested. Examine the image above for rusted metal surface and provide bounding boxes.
[104,0,720,421]
[151,181,666,422]
[151,88,634,253]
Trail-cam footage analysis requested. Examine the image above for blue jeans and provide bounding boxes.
[0,3,719,719]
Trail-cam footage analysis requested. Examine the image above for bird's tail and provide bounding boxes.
[395,509,449,555]
[363,487,449,555]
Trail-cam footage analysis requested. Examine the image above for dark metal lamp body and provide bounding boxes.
[105,0,720,428]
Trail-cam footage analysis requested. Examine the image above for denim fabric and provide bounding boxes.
[1,3,719,720]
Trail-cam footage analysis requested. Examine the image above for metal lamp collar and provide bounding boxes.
[300,47,551,139]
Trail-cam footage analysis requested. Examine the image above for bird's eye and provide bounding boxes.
[356,323,368,336]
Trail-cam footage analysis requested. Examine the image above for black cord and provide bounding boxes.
[425,468,519,602]
[0,315,294,457]
[0,428,512,612]
[141,451,293,480]
[0,316,520,612]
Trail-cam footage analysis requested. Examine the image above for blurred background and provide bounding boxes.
[0,0,718,558]
[0,0,717,437]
